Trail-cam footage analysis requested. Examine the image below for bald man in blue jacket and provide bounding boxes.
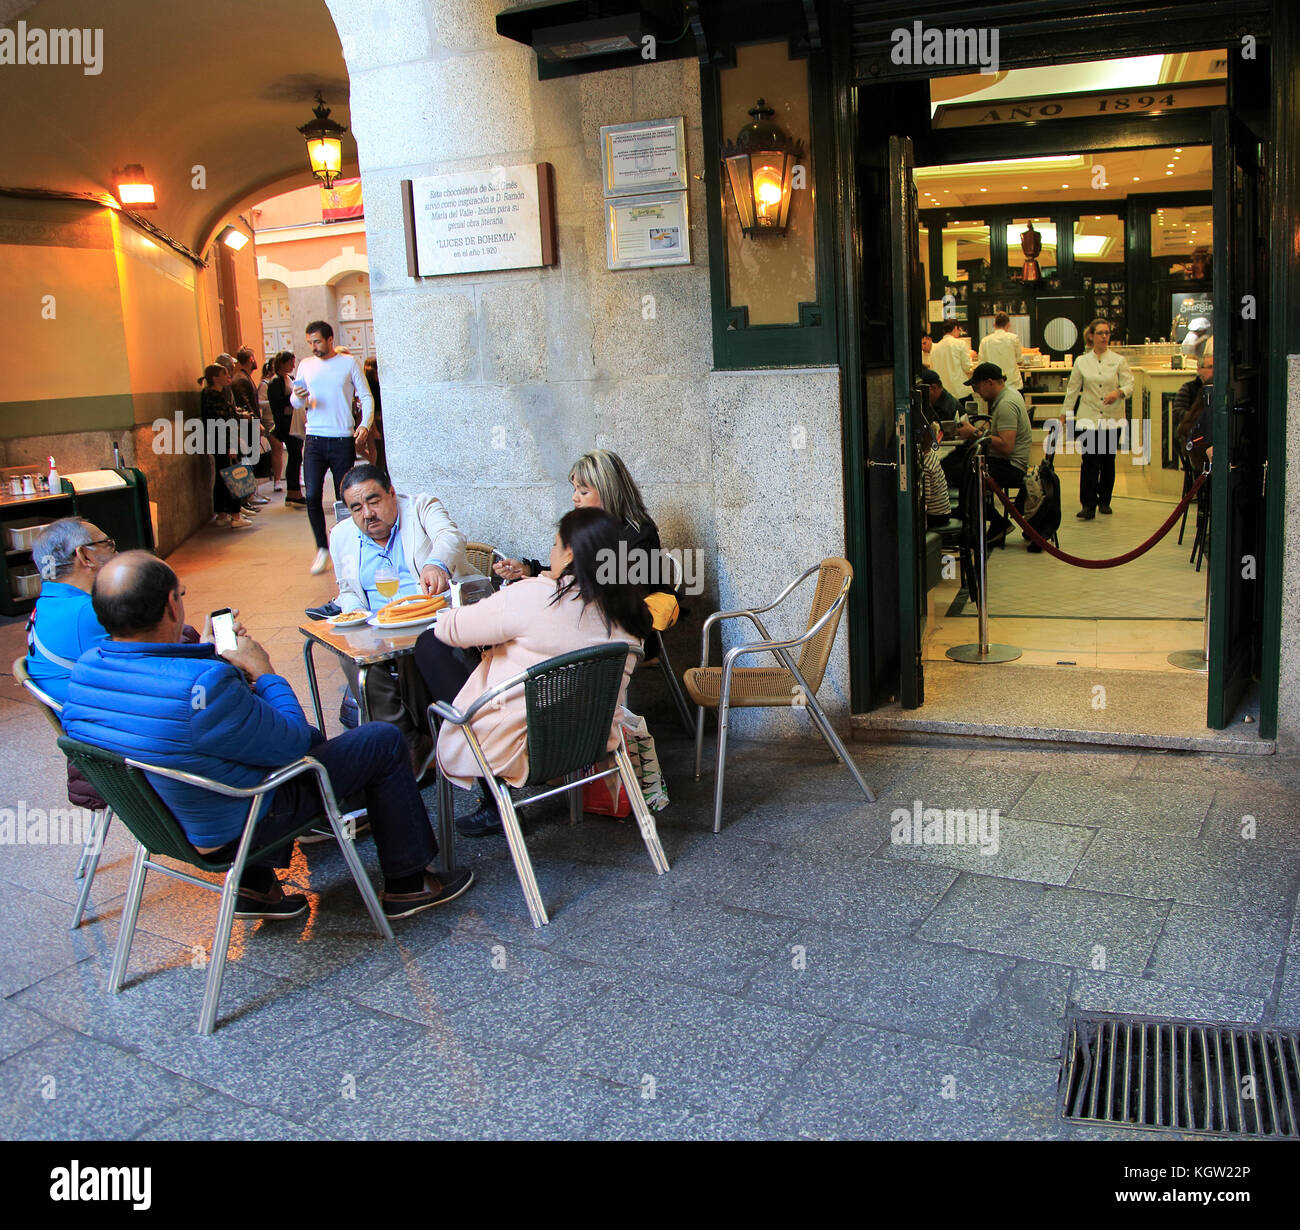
[62,552,471,920]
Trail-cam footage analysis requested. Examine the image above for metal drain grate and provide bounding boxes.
[1059,1012,1300,1137]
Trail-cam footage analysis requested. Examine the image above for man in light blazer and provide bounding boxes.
[326,464,473,775]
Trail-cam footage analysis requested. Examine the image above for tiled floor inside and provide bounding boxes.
[1,488,1295,1140]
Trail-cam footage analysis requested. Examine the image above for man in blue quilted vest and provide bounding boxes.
[61,551,472,920]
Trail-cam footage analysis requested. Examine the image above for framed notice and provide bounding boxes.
[601,117,687,196]
[401,163,556,278]
[606,192,691,270]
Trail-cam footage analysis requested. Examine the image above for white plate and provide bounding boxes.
[329,612,372,629]
[366,609,444,630]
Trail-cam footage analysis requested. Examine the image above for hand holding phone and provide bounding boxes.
[210,607,237,654]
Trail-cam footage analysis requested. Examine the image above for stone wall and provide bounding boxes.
[328,0,849,736]
[1278,355,1300,752]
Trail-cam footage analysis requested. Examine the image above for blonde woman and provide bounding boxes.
[1062,318,1134,519]
[493,449,668,592]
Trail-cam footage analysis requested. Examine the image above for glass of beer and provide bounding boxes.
[374,562,400,600]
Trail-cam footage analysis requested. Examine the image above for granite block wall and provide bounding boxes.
[327,0,850,738]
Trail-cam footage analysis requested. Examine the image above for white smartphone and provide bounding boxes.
[210,607,237,654]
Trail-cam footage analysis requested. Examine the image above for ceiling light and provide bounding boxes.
[1133,176,1141,181]
[980,187,987,192]
[114,164,157,210]
[1175,148,1183,153]
[219,226,250,251]
[1021,184,1028,190]
[1166,171,1174,175]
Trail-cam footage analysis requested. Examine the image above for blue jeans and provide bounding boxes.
[303,435,356,549]
[244,723,437,882]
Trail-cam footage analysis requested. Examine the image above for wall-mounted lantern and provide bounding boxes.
[219,225,250,251]
[298,92,347,188]
[721,99,803,238]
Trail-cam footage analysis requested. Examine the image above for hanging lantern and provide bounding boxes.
[114,164,157,210]
[722,99,803,238]
[298,92,348,188]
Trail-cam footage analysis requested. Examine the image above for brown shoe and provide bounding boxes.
[381,867,474,919]
[234,881,308,919]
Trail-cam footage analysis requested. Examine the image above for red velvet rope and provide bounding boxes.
[981,469,1209,569]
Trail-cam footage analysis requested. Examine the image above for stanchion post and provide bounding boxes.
[1169,468,1211,673]
[947,446,1022,665]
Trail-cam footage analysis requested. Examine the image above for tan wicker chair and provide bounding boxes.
[684,558,875,832]
[464,541,496,578]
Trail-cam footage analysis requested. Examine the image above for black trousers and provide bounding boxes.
[985,456,1025,536]
[1075,425,1120,511]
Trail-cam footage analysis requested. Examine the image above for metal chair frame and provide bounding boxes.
[13,657,113,930]
[642,548,696,736]
[61,744,392,1034]
[692,564,876,833]
[430,644,668,928]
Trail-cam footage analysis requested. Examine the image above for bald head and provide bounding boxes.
[93,551,182,639]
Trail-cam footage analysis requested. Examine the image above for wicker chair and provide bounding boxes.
[13,657,112,930]
[58,736,392,1034]
[684,558,875,833]
[431,643,668,928]
[464,541,496,578]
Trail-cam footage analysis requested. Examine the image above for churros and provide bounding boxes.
[375,593,447,624]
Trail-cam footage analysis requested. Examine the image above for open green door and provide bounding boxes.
[1206,109,1266,729]
[887,134,927,708]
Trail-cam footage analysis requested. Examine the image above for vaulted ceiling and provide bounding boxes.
[0,0,353,254]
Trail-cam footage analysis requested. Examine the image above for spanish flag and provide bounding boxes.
[321,178,363,222]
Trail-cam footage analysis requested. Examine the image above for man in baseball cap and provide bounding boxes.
[957,363,1032,546]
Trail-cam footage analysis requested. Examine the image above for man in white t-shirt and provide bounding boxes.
[930,320,974,401]
[290,321,374,574]
[978,313,1023,391]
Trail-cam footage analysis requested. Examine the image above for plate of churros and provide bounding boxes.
[329,609,372,629]
[367,593,449,628]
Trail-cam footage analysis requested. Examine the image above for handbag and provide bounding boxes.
[289,402,307,439]
[218,462,257,499]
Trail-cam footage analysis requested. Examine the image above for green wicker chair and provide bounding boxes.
[430,643,668,928]
[14,656,113,931]
[57,736,393,1034]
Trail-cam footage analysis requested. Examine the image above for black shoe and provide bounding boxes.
[1098,504,1112,514]
[985,531,1006,550]
[381,867,475,919]
[1076,508,1095,520]
[234,882,309,919]
[305,600,342,620]
[1027,542,1044,553]
[455,803,504,838]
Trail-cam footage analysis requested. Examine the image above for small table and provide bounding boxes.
[298,616,456,871]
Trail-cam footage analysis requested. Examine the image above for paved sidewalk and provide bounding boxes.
[1,495,1297,1140]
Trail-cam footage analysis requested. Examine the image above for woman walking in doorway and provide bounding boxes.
[1062,318,1134,520]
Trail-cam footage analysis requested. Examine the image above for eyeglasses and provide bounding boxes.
[85,537,116,551]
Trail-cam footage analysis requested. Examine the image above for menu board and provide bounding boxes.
[402,164,556,277]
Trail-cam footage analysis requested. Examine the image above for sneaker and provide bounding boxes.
[229,515,254,529]
[456,803,504,838]
[381,867,475,919]
[305,600,343,620]
[310,548,331,575]
[234,882,308,919]
[273,483,284,492]
[299,818,371,845]
[214,514,231,527]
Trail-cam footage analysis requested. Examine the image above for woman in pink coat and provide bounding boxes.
[415,507,652,836]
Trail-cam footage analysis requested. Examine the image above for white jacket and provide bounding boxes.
[330,492,471,611]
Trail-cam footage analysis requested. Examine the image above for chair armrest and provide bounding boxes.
[696,565,822,669]
[718,579,850,672]
[125,754,330,800]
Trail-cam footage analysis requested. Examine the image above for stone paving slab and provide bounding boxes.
[1065,969,1269,1025]
[0,878,117,999]
[540,977,830,1122]
[762,1021,1064,1140]
[962,960,1074,1063]
[1068,829,1300,916]
[135,1091,326,1141]
[873,814,1095,886]
[740,926,1013,1042]
[1147,904,1290,999]
[0,1029,209,1141]
[878,765,1040,816]
[1009,774,1211,836]
[917,876,1171,974]
[1198,781,1300,850]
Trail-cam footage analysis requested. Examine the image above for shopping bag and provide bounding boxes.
[622,711,669,812]
[218,463,257,499]
[582,766,632,817]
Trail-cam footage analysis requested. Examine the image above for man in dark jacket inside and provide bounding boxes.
[62,552,472,920]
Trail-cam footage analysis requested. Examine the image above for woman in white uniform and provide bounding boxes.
[1062,318,1134,520]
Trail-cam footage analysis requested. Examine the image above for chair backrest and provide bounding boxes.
[795,557,853,692]
[334,500,348,523]
[13,655,65,734]
[464,541,495,577]
[56,736,228,871]
[522,643,633,786]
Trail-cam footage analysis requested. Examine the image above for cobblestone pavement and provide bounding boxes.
[1,495,1297,1140]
